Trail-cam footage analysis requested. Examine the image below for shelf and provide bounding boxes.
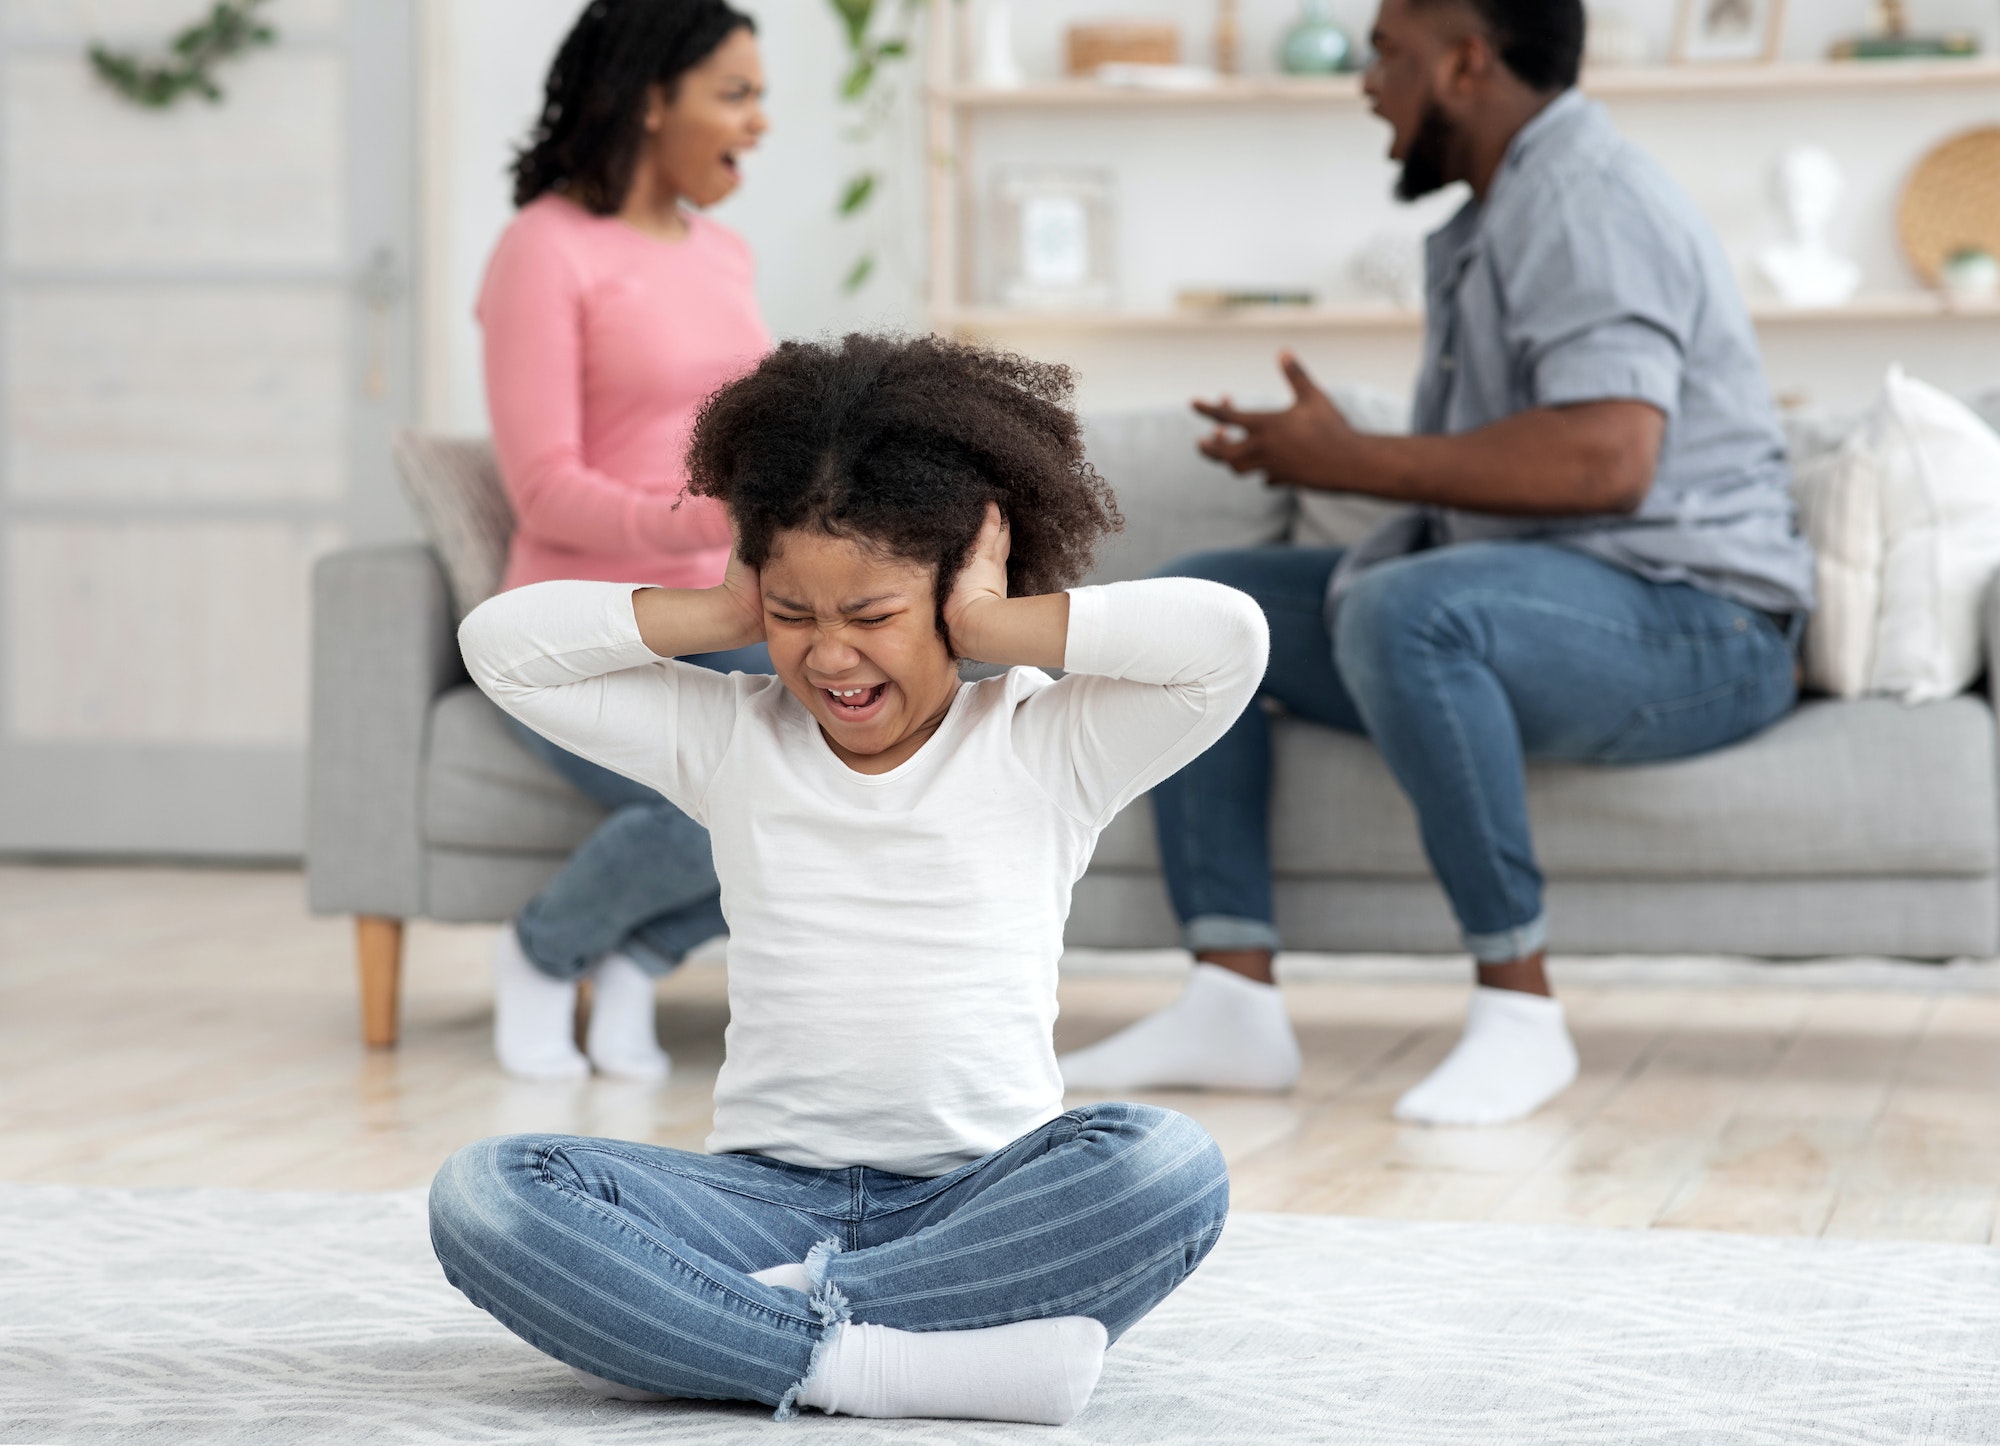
[945,304,1421,331]
[938,58,2000,109]
[942,295,2000,333]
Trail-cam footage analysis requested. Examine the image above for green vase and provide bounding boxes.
[1280,0,1353,75]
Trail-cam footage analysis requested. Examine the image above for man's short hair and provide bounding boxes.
[1416,0,1586,93]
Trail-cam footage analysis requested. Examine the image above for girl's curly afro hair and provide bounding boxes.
[684,333,1122,637]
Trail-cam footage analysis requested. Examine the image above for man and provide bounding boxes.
[1059,0,1813,1126]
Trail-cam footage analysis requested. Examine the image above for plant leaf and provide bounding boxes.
[842,57,876,99]
[838,173,877,216]
[843,255,876,293]
[829,0,873,49]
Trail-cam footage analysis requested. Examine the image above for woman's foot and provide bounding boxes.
[492,925,588,1081]
[1393,986,1578,1126]
[585,950,671,1081]
[797,1317,1107,1425]
[1058,962,1301,1092]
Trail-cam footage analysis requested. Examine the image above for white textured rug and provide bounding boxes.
[3,1185,1997,1445]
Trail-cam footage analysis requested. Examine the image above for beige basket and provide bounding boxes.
[1899,127,2000,286]
[1065,22,1179,75]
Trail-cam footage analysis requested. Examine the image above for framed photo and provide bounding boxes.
[1674,0,1788,63]
[987,169,1117,312]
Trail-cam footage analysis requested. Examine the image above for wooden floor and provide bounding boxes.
[3,863,1997,1242]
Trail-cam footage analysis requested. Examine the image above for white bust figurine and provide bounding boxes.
[1757,146,1862,309]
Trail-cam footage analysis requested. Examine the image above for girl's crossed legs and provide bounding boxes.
[429,1101,1228,1420]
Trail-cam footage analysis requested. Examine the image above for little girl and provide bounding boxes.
[430,334,1269,1425]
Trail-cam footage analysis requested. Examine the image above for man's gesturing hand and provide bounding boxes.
[1193,351,1362,492]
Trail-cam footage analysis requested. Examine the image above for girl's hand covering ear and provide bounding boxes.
[943,502,1010,655]
[714,528,768,648]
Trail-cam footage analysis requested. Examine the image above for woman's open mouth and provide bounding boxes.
[821,682,889,723]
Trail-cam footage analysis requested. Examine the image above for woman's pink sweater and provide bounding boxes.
[479,195,771,592]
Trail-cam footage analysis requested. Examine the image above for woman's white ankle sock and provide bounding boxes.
[585,951,670,1081]
[797,1317,1108,1425]
[1393,986,1579,1126]
[492,926,588,1081]
[1058,963,1300,1091]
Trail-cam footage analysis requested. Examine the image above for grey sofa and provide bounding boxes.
[308,409,2000,1046]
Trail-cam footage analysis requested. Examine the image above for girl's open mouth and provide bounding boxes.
[822,682,889,722]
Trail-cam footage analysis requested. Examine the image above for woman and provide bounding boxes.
[478,0,770,1081]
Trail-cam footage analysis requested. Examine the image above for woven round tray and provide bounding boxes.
[1900,127,2000,286]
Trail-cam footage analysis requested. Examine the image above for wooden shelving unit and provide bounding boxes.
[941,58,2000,111]
[945,295,2000,334]
[922,24,2000,337]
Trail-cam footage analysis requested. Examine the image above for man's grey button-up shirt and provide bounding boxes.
[1342,90,1815,617]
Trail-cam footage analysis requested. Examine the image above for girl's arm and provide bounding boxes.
[481,217,730,557]
[459,577,753,816]
[631,549,767,658]
[989,513,1268,827]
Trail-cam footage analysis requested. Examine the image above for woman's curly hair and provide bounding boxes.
[512,0,754,214]
[686,334,1123,638]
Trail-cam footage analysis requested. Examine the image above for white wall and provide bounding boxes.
[424,0,2000,425]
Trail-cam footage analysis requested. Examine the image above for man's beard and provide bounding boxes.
[1396,102,1459,202]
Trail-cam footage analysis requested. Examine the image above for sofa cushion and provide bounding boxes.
[423,686,603,854]
[1081,409,1295,584]
[1092,696,2000,879]
[393,433,513,622]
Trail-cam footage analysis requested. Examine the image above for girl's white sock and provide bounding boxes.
[1393,986,1579,1126]
[492,925,588,1081]
[1058,962,1300,1091]
[751,1261,812,1293]
[797,1317,1108,1425]
[584,950,670,1081]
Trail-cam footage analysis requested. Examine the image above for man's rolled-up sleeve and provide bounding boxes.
[1500,180,1694,420]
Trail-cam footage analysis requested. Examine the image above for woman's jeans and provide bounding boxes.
[428,1102,1229,1416]
[508,643,771,981]
[1153,543,1800,963]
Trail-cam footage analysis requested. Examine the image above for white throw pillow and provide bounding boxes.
[1793,367,2000,703]
[1290,383,1412,548]
[392,431,515,621]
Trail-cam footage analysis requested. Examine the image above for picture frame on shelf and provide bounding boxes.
[1674,0,1788,64]
[987,169,1117,312]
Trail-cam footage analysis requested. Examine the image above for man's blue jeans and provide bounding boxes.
[428,1102,1228,1415]
[508,644,771,981]
[1153,543,1800,963]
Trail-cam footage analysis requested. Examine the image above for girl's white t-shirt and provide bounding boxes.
[460,577,1268,1177]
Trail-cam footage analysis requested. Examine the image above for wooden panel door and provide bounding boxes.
[0,0,414,855]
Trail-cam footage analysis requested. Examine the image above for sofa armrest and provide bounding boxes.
[306,544,465,918]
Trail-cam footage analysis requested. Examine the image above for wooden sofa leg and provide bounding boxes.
[356,916,405,1049]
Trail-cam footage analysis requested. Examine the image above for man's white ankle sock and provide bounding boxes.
[751,1261,812,1293]
[567,1364,674,1402]
[492,926,588,1081]
[1058,962,1300,1091]
[585,951,670,1081]
[797,1317,1107,1425]
[1393,986,1579,1126]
